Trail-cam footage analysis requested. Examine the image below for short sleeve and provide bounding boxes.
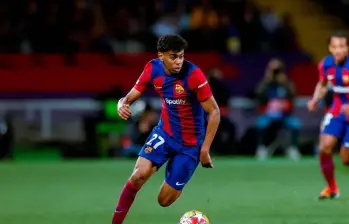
[188,68,213,102]
[134,62,152,92]
[318,60,327,83]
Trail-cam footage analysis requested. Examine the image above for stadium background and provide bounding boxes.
[1,0,349,223]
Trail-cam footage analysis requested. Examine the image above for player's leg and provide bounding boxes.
[283,115,301,160]
[157,152,199,207]
[340,147,349,165]
[318,114,343,199]
[112,157,156,224]
[339,125,349,166]
[112,130,169,223]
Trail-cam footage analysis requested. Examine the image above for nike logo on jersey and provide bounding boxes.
[154,85,162,89]
[176,182,185,186]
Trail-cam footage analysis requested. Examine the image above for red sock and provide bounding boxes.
[319,153,337,191]
[112,180,140,224]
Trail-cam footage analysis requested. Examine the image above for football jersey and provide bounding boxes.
[134,59,213,146]
[319,55,349,119]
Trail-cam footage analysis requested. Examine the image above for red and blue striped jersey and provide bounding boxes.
[319,55,349,118]
[134,59,213,146]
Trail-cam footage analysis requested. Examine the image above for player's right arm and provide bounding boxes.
[118,62,152,120]
[307,60,328,112]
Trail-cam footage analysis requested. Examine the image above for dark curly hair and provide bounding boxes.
[329,30,349,45]
[157,34,188,53]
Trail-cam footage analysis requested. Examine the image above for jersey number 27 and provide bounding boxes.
[146,134,165,149]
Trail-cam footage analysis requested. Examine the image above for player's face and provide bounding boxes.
[159,50,184,74]
[329,37,349,62]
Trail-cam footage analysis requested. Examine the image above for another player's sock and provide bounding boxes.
[319,153,337,191]
[112,180,140,224]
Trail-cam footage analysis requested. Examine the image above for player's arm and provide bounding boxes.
[118,62,152,120]
[308,60,328,111]
[312,82,328,103]
[200,96,220,152]
[189,68,220,168]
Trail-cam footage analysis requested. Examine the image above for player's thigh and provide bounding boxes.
[133,129,171,186]
[130,156,157,186]
[340,125,349,165]
[138,129,171,170]
[164,152,199,191]
[158,153,199,206]
[319,114,344,154]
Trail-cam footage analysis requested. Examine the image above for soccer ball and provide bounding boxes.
[179,210,210,224]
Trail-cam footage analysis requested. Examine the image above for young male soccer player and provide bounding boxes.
[307,31,349,199]
[112,34,220,223]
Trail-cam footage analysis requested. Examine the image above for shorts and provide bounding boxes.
[321,113,349,147]
[138,127,201,191]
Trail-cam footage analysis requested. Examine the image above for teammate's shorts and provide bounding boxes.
[138,126,201,191]
[321,113,349,148]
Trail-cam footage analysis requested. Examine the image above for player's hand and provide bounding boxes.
[117,99,132,120]
[342,104,349,116]
[200,148,214,168]
[307,99,318,112]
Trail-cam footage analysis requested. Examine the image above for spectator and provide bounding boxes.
[255,58,302,161]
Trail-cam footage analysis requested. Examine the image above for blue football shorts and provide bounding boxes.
[321,113,349,148]
[138,127,201,191]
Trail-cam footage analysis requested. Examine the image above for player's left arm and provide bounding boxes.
[200,96,221,152]
[189,68,220,167]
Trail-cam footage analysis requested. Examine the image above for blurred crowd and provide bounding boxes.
[0,0,299,54]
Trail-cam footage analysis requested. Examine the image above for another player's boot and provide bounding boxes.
[318,186,340,200]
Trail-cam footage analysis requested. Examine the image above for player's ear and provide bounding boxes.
[158,52,163,61]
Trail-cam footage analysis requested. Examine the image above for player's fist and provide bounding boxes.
[200,148,214,168]
[342,104,349,116]
[307,99,318,112]
[117,98,132,120]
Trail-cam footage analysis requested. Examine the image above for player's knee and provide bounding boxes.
[157,195,176,207]
[319,141,333,155]
[130,168,152,186]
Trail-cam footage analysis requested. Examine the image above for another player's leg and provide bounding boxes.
[318,114,343,200]
[157,152,199,207]
[112,157,156,224]
[318,134,339,199]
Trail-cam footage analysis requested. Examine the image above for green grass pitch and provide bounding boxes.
[1,157,349,224]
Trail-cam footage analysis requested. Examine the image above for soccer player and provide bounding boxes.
[307,31,349,200]
[112,34,220,223]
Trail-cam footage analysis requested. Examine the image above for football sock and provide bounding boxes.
[319,153,337,191]
[112,180,140,224]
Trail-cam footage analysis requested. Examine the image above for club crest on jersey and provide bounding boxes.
[144,146,153,153]
[175,84,185,94]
